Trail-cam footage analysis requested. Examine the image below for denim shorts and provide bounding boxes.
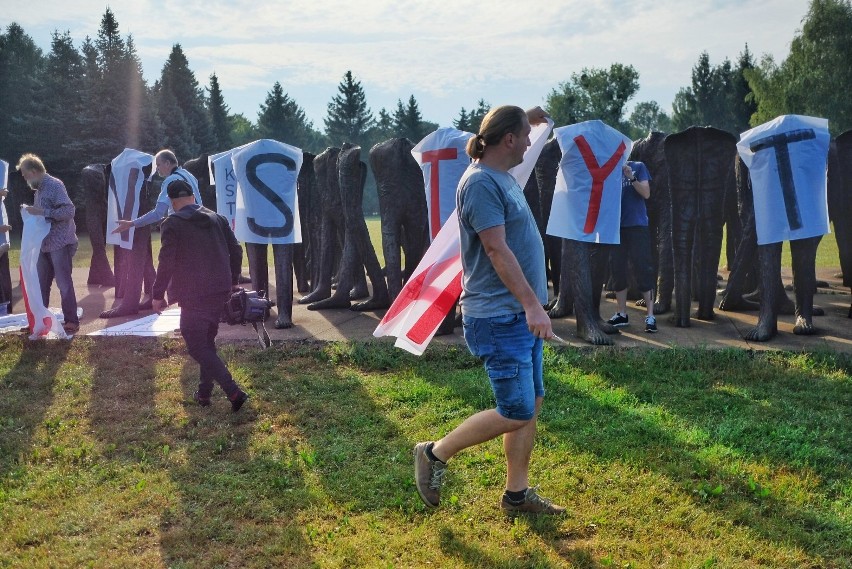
[462,312,544,421]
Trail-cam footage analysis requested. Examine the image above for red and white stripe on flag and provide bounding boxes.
[375,119,554,355]
[546,120,632,244]
[411,128,474,239]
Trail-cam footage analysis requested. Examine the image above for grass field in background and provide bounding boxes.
[0,338,849,567]
[2,218,843,273]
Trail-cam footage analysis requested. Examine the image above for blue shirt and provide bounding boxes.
[133,168,202,228]
[456,163,547,318]
[621,161,651,227]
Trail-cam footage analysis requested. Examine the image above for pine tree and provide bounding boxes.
[155,44,215,157]
[453,107,470,131]
[323,70,375,146]
[469,99,491,133]
[0,23,44,162]
[257,81,316,150]
[392,95,427,141]
[207,72,231,151]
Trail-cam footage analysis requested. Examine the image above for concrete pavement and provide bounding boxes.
[4,266,851,353]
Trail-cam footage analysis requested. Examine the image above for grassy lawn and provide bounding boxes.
[1,219,843,271]
[0,337,849,567]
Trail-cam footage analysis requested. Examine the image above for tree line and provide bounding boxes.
[1,0,850,224]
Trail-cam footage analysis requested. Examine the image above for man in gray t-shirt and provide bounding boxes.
[414,105,565,516]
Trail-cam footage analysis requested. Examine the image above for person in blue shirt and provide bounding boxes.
[606,161,658,333]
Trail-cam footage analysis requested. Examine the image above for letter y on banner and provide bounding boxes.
[546,120,632,244]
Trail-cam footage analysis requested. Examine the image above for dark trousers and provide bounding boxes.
[0,252,11,306]
[610,226,655,293]
[180,294,240,399]
[37,242,79,325]
[113,226,155,312]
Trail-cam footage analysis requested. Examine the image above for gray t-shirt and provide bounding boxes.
[456,163,547,318]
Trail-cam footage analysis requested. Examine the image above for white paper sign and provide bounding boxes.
[412,127,474,239]
[19,209,67,339]
[0,159,9,248]
[209,142,251,230]
[546,120,632,244]
[106,148,153,250]
[737,114,830,245]
[230,139,303,245]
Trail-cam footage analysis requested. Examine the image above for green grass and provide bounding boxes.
[3,218,842,272]
[0,338,849,567]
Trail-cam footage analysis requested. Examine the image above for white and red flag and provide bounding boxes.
[19,209,67,339]
[375,119,554,354]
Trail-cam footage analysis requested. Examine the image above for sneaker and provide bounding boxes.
[500,486,566,515]
[414,442,447,508]
[193,390,211,407]
[230,391,248,412]
[606,313,629,327]
[644,316,658,333]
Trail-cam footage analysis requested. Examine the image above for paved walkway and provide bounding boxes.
[4,266,851,353]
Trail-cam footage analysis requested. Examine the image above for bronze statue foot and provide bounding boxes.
[274,318,293,329]
[298,288,331,304]
[812,306,824,316]
[297,283,310,294]
[793,317,816,335]
[307,295,351,310]
[349,285,370,300]
[653,301,670,315]
[351,296,390,312]
[597,320,620,335]
[547,298,573,318]
[669,314,691,327]
[577,323,614,346]
[718,296,760,312]
[693,308,715,321]
[744,322,777,342]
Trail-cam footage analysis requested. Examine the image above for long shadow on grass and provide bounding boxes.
[541,347,851,563]
[160,346,314,567]
[0,337,71,479]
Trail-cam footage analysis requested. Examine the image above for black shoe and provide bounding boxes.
[138,300,153,311]
[230,391,248,412]
[193,391,211,407]
[606,313,629,327]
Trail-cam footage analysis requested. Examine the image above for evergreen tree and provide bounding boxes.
[324,70,375,146]
[71,8,157,161]
[392,95,428,141]
[155,44,214,157]
[257,81,316,150]
[36,31,84,171]
[671,49,755,133]
[453,107,471,131]
[469,99,491,133]
[207,72,231,151]
[0,23,44,162]
[372,107,395,141]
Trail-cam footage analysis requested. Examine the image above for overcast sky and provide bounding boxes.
[6,0,809,129]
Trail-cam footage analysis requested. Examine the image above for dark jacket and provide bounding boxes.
[152,204,242,305]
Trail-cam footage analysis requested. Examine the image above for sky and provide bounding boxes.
[4,0,810,130]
